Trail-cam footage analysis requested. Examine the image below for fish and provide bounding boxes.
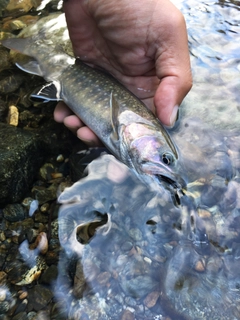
[1,14,185,194]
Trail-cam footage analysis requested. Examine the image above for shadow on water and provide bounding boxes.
[0,0,240,319]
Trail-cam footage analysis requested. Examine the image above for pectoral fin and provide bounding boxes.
[110,92,120,140]
[31,82,62,102]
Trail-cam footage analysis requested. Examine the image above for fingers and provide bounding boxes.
[54,101,73,122]
[76,126,102,147]
[54,102,101,146]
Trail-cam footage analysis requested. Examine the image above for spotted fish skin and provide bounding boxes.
[1,15,185,189]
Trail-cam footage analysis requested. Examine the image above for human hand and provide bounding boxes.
[54,0,192,146]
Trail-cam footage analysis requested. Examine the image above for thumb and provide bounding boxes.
[152,6,192,127]
[154,74,192,127]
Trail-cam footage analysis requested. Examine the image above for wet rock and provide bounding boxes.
[0,272,7,285]
[120,309,135,320]
[0,0,9,16]
[7,105,19,126]
[143,291,160,308]
[0,73,24,94]
[18,291,28,300]
[3,19,27,31]
[40,265,58,285]
[33,211,48,224]
[73,261,86,298]
[3,204,25,222]
[4,0,33,16]
[0,123,44,204]
[12,311,28,320]
[0,46,12,73]
[40,203,49,213]
[0,31,14,41]
[45,251,58,265]
[26,311,37,320]
[200,175,228,207]
[0,232,6,242]
[0,121,81,204]
[0,285,15,314]
[8,218,35,234]
[19,110,45,129]
[128,228,142,241]
[120,275,157,299]
[50,301,68,320]
[29,232,48,255]
[39,163,55,181]
[2,15,39,32]
[96,271,111,286]
[26,228,38,243]
[13,299,28,315]
[56,154,64,162]
[27,285,53,312]
[6,260,30,285]
[194,259,205,272]
[0,98,8,122]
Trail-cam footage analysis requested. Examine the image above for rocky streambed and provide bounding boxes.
[0,2,86,318]
[0,0,240,320]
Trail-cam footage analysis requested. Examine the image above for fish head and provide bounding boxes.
[118,119,187,192]
[128,134,186,189]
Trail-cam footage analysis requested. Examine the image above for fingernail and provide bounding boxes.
[169,105,179,128]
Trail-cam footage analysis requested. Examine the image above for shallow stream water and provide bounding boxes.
[0,0,240,319]
[173,0,240,129]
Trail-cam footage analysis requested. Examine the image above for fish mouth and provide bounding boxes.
[141,162,186,206]
[142,162,186,189]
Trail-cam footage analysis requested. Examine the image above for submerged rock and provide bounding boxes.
[56,153,240,319]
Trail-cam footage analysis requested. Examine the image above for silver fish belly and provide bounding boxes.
[1,20,185,190]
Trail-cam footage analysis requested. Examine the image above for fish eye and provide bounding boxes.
[162,152,175,165]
